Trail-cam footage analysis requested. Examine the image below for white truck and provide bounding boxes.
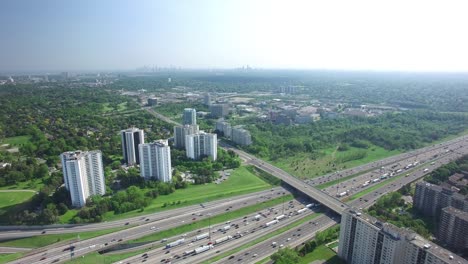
[372,178,380,183]
[297,208,308,214]
[275,214,286,221]
[195,245,214,254]
[195,233,209,241]
[165,238,185,249]
[272,241,277,247]
[265,220,279,227]
[306,203,314,208]
[214,235,232,245]
[254,214,261,221]
[221,225,231,231]
[337,191,348,197]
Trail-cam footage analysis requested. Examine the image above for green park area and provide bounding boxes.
[60,165,272,223]
[0,191,36,217]
[0,135,32,146]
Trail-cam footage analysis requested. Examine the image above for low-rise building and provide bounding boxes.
[413,182,468,217]
[210,104,230,118]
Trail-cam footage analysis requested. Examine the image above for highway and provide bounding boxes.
[214,145,468,264]
[7,188,290,264]
[0,187,287,240]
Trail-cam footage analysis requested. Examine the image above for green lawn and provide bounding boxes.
[0,135,31,146]
[0,191,35,211]
[0,178,44,191]
[0,227,126,249]
[101,102,128,113]
[271,144,400,180]
[298,245,344,264]
[92,166,271,222]
[0,253,24,263]
[64,248,149,264]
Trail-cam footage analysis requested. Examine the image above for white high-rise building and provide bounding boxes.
[185,132,217,161]
[174,124,199,149]
[60,150,106,208]
[183,108,197,125]
[139,140,172,182]
[338,209,467,264]
[121,127,145,165]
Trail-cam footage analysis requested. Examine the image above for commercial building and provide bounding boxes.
[139,140,172,182]
[60,150,106,208]
[413,182,468,217]
[439,207,468,252]
[338,209,467,264]
[185,132,217,161]
[173,124,199,149]
[147,97,158,106]
[231,127,252,146]
[121,127,145,166]
[210,104,229,118]
[183,108,197,125]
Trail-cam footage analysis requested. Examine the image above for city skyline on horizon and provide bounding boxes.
[1,0,468,73]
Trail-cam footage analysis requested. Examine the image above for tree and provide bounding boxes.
[271,248,300,264]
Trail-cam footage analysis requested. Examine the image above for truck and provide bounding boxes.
[372,178,380,183]
[297,208,308,214]
[275,214,286,221]
[396,169,403,173]
[254,214,261,221]
[195,233,209,241]
[272,241,277,247]
[265,220,279,227]
[423,168,429,172]
[337,191,348,197]
[214,235,232,245]
[221,225,231,231]
[195,245,214,254]
[184,249,195,255]
[306,203,314,208]
[165,238,185,249]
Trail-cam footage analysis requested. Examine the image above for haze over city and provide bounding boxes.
[1,0,468,72]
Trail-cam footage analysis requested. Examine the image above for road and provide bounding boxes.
[6,188,290,264]
[0,187,287,240]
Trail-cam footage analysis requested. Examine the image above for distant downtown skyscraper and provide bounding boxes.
[185,132,217,161]
[183,108,197,125]
[60,150,106,208]
[139,140,172,182]
[121,127,145,166]
[174,124,199,149]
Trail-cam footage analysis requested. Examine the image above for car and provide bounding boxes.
[216,250,220,253]
[118,239,123,242]
[192,218,196,220]
[228,255,235,260]
[41,230,46,234]
[40,257,47,260]
[165,250,170,254]
[104,243,108,246]
[125,222,129,225]
[145,218,150,221]
[245,252,250,255]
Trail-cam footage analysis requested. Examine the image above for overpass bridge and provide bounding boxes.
[223,143,348,215]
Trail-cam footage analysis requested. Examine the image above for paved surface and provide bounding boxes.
[0,247,32,253]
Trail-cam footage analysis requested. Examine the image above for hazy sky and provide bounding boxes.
[1,0,468,72]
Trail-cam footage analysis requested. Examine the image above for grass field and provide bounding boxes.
[0,227,126,249]
[0,253,24,264]
[64,248,149,264]
[101,102,128,113]
[0,178,44,191]
[298,245,343,264]
[0,191,36,215]
[0,135,31,146]
[271,144,400,180]
[60,166,272,223]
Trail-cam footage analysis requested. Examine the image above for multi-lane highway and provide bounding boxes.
[7,188,290,264]
[0,187,288,240]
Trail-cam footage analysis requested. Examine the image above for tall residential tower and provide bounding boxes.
[139,140,172,182]
[121,127,145,166]
[183,108,197,125]
[60,150,106,208]
[185,132,217,161]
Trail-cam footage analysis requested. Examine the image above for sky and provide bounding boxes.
[1,0,468,72]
